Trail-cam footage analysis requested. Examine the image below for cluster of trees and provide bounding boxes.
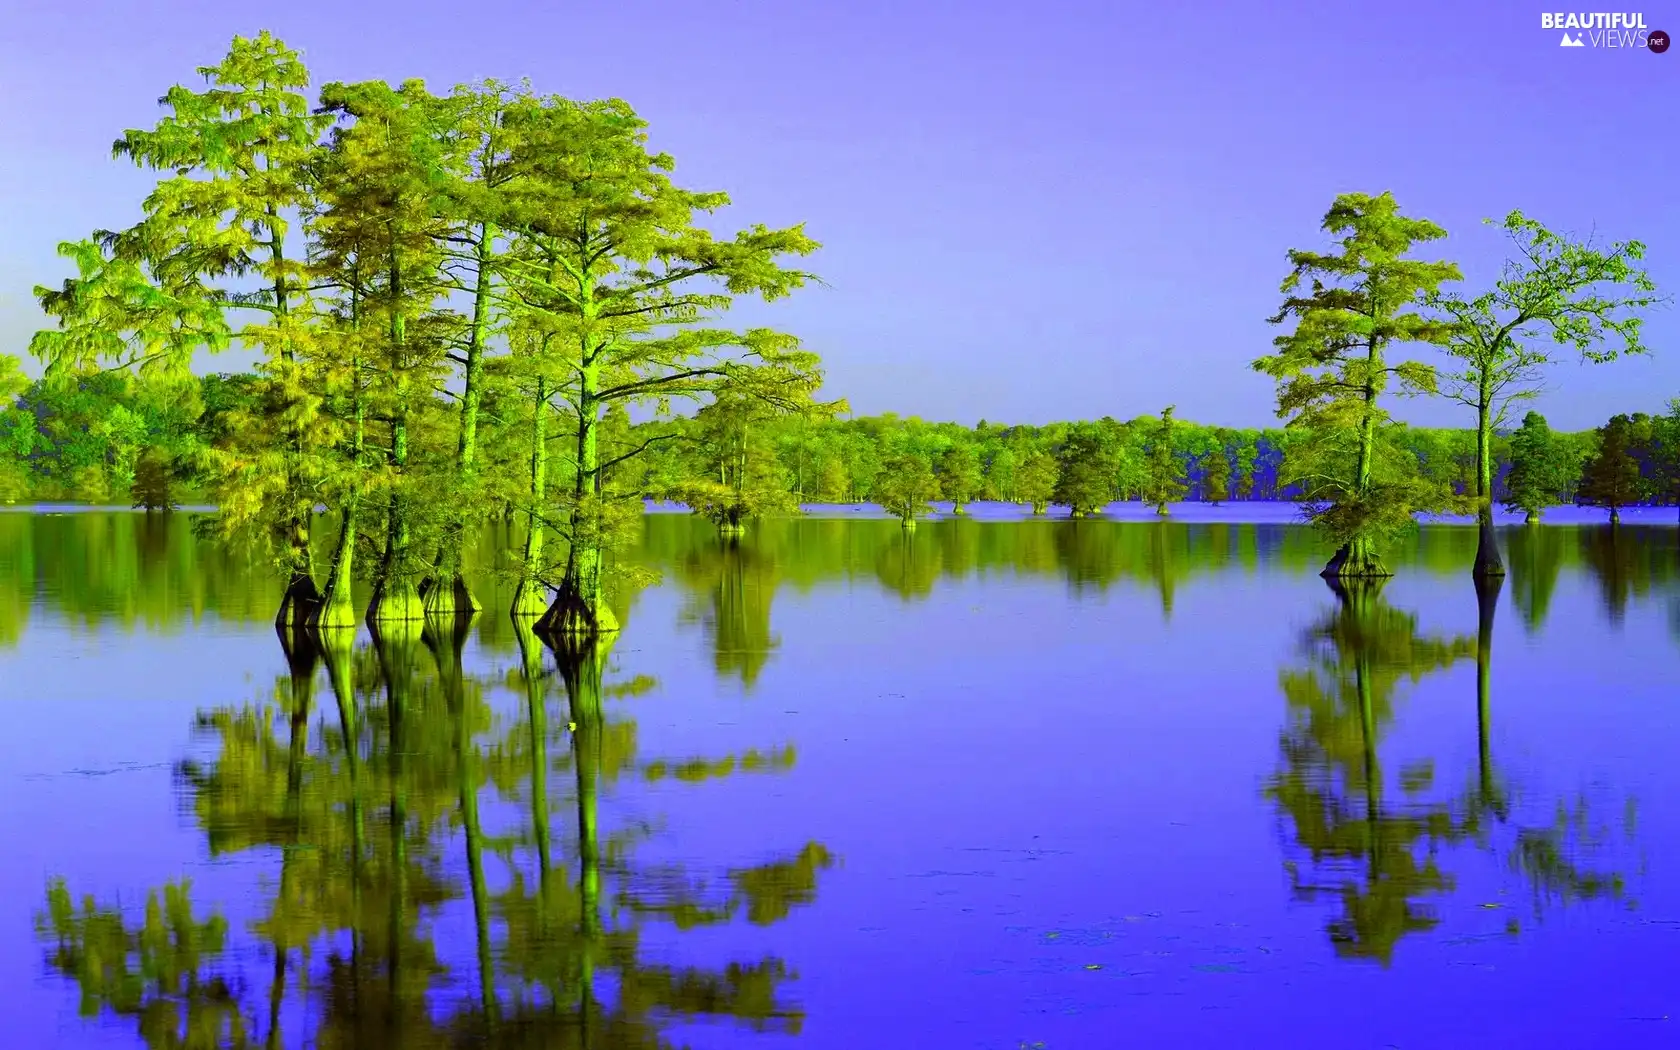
[9,34,1679,633]
[1251,194,1671,580]
[16,31,831,638]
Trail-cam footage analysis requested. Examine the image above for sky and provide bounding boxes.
[1,0,1675,430]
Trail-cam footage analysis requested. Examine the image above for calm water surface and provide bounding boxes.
[3,505,1678,1048]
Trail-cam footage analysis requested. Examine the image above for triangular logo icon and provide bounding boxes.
[1560,31,1585,46]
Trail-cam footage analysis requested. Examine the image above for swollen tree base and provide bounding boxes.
[275,573,323,629]
[366,581,426,626]
[534,587,621,638]
[1320,539,1392,579]
[510,579,549,619]
[423,573,482,619]
[1472,514,1507,578]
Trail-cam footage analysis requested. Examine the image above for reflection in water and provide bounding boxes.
[1504,526,1565,637]
[1266,579,1476,964]
[36,612,833,1047]
[1267,577,1637,966]
[15,511,1673,1043]
[6,513,1677,657]
[677,536,780,690]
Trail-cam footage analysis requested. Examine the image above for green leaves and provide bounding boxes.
[31,239,230,379]
[1256,193,1464,564]
[1428,211,1664,435]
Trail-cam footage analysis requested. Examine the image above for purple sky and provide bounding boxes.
[2,0,1675,430]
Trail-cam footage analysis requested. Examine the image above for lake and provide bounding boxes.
[3,505,1678,1048]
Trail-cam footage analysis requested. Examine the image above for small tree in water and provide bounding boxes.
[1016,451,1057,515]
[1576,414,1644,526]
[1427,211,1660,577]
[1052,426,1117,518]
[130,449,176,512]
[1202,428,1232,505]
[873,452,937,528]
[936,443,982,515]
[1140,406,1187,516]
[674,393,805,536]
[1254,192,1463,578]
[1503,411,1580,524]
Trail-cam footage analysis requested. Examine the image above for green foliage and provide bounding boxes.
[1017,451,1058,514]
[1051,425,1116,516]
[1429,211,1662,518]
[872,453,937,523]
[936,442,983,512]
[1503,412,1581,521]
[1141,406,1188,515]
[1255,192,1464,571]
[673,394,800,530]
[1576,414,1644,522]
[1203,428,1233,504]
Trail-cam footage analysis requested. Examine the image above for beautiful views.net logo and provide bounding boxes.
[1541,11,1670,50]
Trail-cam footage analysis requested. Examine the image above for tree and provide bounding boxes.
[496,96,824,638]
[1052,426,1115,517]
[98,31,333,627]
[985,445,1019,502]
[1503,411,1579,524]
[1203,429,1232,505]
[130,448,176,512]
[673,393,802,535]
[1654,396,1680,524]
[1429,212,1661,576]
[1140,405,1187,515]
[1577,414,1644,525]
[872,453,937,527]
[419,81,525,617]
[936,442,982,514]
[1254,192,1462,578]
[311,79,458,627]
[1017,451,1057,514]
[0,356,39,502]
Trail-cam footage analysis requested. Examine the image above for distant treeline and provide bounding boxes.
[1,369,1675,520]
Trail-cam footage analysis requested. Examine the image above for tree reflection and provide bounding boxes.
[676,535,780,691]
[1504,525,1564,637]
[37,614,833,1047]
[1269,576,1638,963]
[1265,579,1475,964]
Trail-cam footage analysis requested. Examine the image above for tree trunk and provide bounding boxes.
[538,358,620,637]
[1474,572,1503,818]
[1472,397,1506,578]
[275,512,321,628]
[1525,509,1540,525]
[313,346,365,630]
[366,420,424,625]
[424,221,498,619]
[312,499,359,628]
[367,249,423,626]
[512,379,550,618]
[1321,535,1392,579]
[1327,339,1390,581]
